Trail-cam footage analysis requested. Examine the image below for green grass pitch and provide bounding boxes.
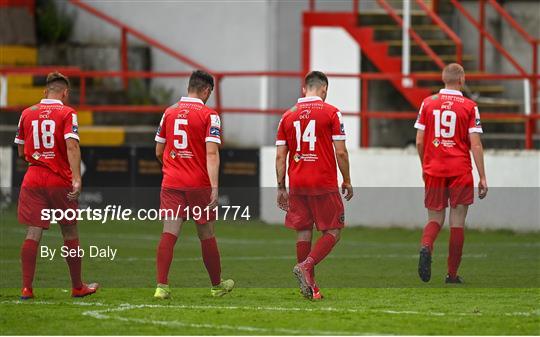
[1,210,539,335]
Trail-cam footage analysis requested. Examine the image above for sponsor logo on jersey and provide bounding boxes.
[475,118,481,126]
[293,153,301,162]
[209,127,220,137]
[32,151,41,160]
[340,123,345,134]
[30,105,38,111]
[177,109,189,119]
[441,101,454,110]
[431,95,438,100]
[72,125,78,134]
[432,138,440,147]
[156,126,162,135]
[39,110,52,119]
[210,115,221,128]
[15,127,20,137]
[299,109,311,120]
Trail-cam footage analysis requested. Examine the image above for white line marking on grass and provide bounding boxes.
[82,304,377,335]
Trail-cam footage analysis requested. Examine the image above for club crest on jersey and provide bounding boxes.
[170,150,177,159]
[210,127,220,136]
[32,151,41,160]
[299,109,311,119]
[441,101,454,110]
[177,109,189,119]
[432,138,441,147]
[293,153,301,162]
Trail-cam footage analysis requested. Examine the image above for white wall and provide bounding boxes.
[261,147,540,231]
[311,27,361,149]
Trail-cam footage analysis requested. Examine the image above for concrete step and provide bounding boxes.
[373,25,446,40]
[358,11,431,26]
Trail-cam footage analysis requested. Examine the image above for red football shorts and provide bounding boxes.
[18,165,77,229]
[424,172,474,210]
[285,192,345,231]
[160,187,215,224]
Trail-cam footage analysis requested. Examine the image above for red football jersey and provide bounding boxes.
[155,97,222,189]
[276,96,346,195]
[14,99,79,184]
[414,89,483,177]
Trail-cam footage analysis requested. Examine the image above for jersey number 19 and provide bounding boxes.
[432,109,456,138]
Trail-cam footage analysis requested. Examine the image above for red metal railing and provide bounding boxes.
[415,0,462,65]
[1,67,537,148]
[69,0,211,83]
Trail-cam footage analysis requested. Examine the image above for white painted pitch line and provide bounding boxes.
[82,304,376,335]
[5,300,538,318]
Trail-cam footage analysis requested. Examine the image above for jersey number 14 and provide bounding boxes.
[293,120,317,151]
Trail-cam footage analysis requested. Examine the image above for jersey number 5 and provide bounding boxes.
[433,109,456,138]
[293,120,317,151]
[173,118,188,149]
[31,119,55,149]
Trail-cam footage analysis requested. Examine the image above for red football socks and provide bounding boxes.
[296,241,311,263]
[64,239,83,289]
[156,232,178,284]
[296,240,315,279]
[448,227,465,278]
[21,239,39,289]
[421,221,442,252]
[200,237,222,286]
[306,233,336,266]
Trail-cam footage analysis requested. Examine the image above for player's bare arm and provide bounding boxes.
[333,140,353,201]
[206,141,220,209]
[155,142,165,164]
[17,144,26,161]
[415,130,425,164]
[415,130,425,181]
[66,138,82,201]
[470,132,488,199]
[275,144,289,211]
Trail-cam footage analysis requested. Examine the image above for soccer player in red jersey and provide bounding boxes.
[275,71,353,300]
[14,72,98,299]
[415,64,488,284]
[154,70,234,298]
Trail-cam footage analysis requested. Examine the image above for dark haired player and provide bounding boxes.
[154,70,234,298]
[275,71,353,300]
[415,63,488,284]
[15,72,98,299]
